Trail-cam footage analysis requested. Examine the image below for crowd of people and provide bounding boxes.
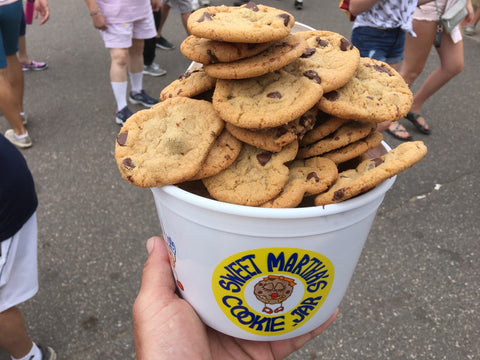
[0,0,477,359]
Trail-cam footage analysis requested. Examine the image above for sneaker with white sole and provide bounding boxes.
[115,106,133,125]
[38,345,57,360]
[199,0,210,6]
[4,129,32,148]
[129,90,159,108]
[21,60,48,71]
[143,63,167,77]
[155,36,175,50]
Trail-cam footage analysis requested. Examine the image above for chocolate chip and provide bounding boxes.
[324,90,339,101]
[301,48,316,58]
[257,152,272,166]
[366,63,392,76]
[117,132,128,146]
[316,37,329,47]
[245,1,259,11]
[207,50,219,63]
[333,188,345,201]
[122,158,135,169]
[303,70,321,84]
[340,38,353,51]
[275,127,288,139]
[278,13,290,26]
[307,172,320,182]
[198,11,213,22]
[373,158,384,167]
[267,91,282,99]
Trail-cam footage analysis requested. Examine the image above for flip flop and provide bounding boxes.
[405,112,431,134]
[386,122,413,141]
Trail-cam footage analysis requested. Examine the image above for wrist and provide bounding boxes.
[90,11,99,16]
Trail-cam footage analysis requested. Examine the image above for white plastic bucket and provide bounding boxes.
[150,143,396,341]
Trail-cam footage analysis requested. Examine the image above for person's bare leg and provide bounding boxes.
[157,3,170,37]
[128,39,145,74]
[17,35,31,65]
[0,307,34,359]
[0,55,26,135]
[180,12,191,34]
[411,32,464,116]
[400,20,437,131]
[109,47,129,82]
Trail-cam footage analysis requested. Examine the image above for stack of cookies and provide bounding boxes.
[115,2,427,208]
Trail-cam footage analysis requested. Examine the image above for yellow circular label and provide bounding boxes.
[212,247,334,336]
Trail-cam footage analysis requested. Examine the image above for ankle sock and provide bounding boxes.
[14,130,29,139]
[11,342,42,360]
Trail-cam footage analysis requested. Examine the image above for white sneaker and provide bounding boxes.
[4,129,32,148]
[143,63,167,77]
[199,0,210,5]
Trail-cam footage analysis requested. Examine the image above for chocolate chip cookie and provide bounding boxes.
[284,30,360,93]
[203,33,307,79]
[213,69,323,129]
[187,3,295,43]
[115,97,224,187]
[317,57,413,123]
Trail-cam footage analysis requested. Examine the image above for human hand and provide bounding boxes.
[133,236,338,360]
[34,0,50,25]
[151,0,162,12]
[91,12,107,31]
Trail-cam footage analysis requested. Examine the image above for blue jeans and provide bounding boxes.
[351,26,406,65]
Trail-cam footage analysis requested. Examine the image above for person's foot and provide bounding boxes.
[405,112,430,134]
[464,24,476,35]
[38,345,57,360]
[199,0,210,5]
[385,122,412,141]
[21,60,48,71]
[115,106,133,126]
[294,0,303,10]
[143,63,167,77]
[129,90,159,108]
[4,129,33,148]
[155,36,175,50]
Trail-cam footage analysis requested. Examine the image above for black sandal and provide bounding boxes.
[386,122,413,141]
[405,112,431,134]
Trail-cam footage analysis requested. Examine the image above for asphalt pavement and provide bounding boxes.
[1,0,479,359]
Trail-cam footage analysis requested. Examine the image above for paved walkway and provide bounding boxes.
[1,1,479,359]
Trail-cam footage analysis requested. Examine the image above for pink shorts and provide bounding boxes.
[100,15,157,49]
[0,213,38,313]
[414,0,447,21]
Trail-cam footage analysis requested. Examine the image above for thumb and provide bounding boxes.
[138,236,177,302]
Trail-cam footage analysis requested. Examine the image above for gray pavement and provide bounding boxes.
[1,0,479,359]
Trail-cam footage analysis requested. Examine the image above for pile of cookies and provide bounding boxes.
[114,2,427,207]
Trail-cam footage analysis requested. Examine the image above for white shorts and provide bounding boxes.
[0,213,38,313]
[100,15,157,49]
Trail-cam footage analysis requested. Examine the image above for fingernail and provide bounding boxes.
[146,237,156,254]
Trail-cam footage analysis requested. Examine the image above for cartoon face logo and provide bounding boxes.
[212,248,335,336]
[254,275,296,314]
